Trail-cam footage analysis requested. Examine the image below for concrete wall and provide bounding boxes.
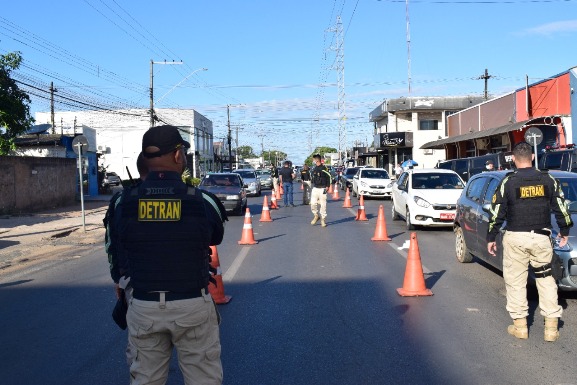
[0,156,77,215]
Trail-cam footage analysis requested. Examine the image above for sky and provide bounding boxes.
[2,0,577,164]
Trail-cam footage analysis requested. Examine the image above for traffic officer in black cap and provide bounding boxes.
[109,124,226,384]
[487,141,572,342]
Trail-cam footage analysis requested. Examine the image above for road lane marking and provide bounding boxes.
[223,246,250,282]
[387,237,431,274]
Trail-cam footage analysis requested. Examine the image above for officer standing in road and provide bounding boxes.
[279,160,296,207]
[310,154,332,227]
[300,164,312,205]
[487,142,572,342]
[270,164,279,193]
[109,125,226,384]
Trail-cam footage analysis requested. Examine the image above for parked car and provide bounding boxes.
[453,170,577,291]
[255,169,273,189]
[232,169,261,196]
[436,152,515,182]
[351,168,392,199]
[538,145,577,172]
[198,173,247,215]
[102,172,121,187]
[339,167,359,191]
[391,169,465,229]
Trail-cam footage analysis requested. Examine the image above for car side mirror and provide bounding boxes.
[482,203,491,213]
[243,184,249,188]
[353,175,358,179]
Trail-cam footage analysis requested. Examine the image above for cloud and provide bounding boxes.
[521,20,577,37]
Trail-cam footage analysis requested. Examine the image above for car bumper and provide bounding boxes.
[358,188,392,198]
[260,181,273,189]
[246,187,260,196]
[220,199,243,212]
[409,207,456,227]
[555,252,577,291]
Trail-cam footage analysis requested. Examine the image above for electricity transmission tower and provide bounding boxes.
[330,15,346,164]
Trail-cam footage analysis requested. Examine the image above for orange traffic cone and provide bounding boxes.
[342,188,352,208]
[238,208,258,245]
[355,195,368,221]
[270,192,279,209]
[260,196,273,222]
[371,205,391,241]
[332,185,340,200]
[208,245,232,304]
[328,183,334,194]
[275,187,281,201]
[397,233,433,297]
[280,184,284,195]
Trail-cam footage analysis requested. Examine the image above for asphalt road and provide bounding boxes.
[1,186,577,384]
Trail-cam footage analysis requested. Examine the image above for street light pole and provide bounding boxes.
[149,59,183,127]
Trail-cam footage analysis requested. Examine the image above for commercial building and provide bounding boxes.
[368,96,486,175]
[422,67,577,159]
[35,108,215,182]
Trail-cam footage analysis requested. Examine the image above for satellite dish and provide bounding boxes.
[72,135,89,155]
[25,124,51,135]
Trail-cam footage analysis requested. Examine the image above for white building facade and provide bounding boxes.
[35,108,214,180]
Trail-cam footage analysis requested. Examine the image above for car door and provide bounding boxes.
[475,176,503,269]
[352,169,361,195]
[393,172,409,215]
[458,176,490,256]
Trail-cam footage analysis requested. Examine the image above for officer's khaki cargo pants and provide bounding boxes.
[310,187,327,219]
[502,231,562,320]
[127,291,223,385]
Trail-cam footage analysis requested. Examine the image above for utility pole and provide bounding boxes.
[149,60,183,127]
[477,68,493,100]
[227,105,232,171]
[50,82,55,134]
[330,16,346,166]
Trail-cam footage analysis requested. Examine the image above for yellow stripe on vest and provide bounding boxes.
[138,199,182,221]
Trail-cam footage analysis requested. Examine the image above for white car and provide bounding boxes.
[351,167,393,199]
[391,169,465,229]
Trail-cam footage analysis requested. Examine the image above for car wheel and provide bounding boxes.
[406,207,415,230]
[391,201,400,220]
[454,226,473,263]
[257,189,261,197]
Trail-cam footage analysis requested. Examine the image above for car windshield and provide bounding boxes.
[557,177,577,202]
[345,168,358,176]
[256,170,270,176]
[361,170,389,179]
[235,171,255,179]
[412,173,464,189]
[201,175,240,187]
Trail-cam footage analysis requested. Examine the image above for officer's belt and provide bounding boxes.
[132,288,206,301]
[508,229,551,236]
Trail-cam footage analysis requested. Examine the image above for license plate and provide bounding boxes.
[373,190,383,193]
[440,213,455,220]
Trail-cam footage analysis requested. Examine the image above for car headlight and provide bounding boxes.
[413,196,431,208]
[360,181,368,187]
[249,182,256,187]
[226,195,240,200]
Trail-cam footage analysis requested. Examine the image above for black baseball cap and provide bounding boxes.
[142,125,190,158]
[485,160,494,165]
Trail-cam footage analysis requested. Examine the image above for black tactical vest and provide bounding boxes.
[118,177,212,293]
[505,170,552,232]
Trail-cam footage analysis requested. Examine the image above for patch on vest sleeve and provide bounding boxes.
[516,185,545,199]
[138,199,182,221]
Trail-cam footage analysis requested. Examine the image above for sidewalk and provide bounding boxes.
[0,193,115,274]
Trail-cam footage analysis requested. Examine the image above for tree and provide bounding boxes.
[304,146,337,166]
[237,145,256,159]
[0,51,34,155]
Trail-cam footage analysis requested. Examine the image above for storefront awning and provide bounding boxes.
[420,120,529,149]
